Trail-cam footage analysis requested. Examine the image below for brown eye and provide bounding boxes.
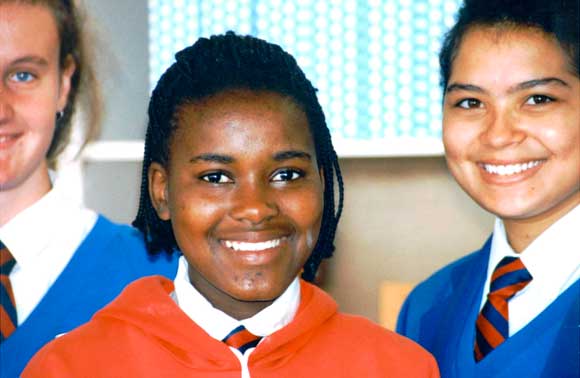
[271,169,303,182]
[200,172,232,183]
[525,94,554,105]
[457,98,482,109]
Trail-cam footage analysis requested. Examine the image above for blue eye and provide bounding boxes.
[11,71,35,83]
[200,172,232,183]
[456,98,482,109]
[272,169,303,182]
[525,94,554,105]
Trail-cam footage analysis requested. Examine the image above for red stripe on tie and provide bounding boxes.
[488,295,509,320]
[224,328,259,350]
[0,306,16,339]
[0,252,11,266]
[474,343,484,361]
[0,245,17,341]
[491,259,526,282]
[476,314,505,348]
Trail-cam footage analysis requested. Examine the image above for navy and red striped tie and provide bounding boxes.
[474,256,532,361]
[222,325,262,354]
[1,240,18,342]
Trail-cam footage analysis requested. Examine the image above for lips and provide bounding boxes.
[0,133,21,148]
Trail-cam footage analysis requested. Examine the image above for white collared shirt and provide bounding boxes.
[0,186,97,324]
[481,205,580,336]
[173,256,300,378]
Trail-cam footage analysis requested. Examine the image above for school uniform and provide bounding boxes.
[0,187,179,377]
[23,256,439,377]
[397,206,580,377]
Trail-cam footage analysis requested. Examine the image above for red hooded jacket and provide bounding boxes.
[23,276,439,377]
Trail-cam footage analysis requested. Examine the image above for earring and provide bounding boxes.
[56,111,64,121]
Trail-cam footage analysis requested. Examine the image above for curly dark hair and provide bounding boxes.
[439,0,579,91]
[132,32,344,282]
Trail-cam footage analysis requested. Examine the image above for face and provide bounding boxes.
[150,89,324,319]
[443,27,580,230]
[0,3,74,192]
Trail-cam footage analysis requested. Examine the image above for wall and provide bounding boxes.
[81,0,494,323]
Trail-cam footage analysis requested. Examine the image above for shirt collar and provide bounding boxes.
[173,256,300,341]
[0,185,92,270]
[489,204,580,293]
[0,188,60,269]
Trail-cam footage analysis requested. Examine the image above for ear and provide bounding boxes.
[56,55,76,112]
[148,162,171,220]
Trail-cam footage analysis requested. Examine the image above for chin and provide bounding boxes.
[231,282,284,302]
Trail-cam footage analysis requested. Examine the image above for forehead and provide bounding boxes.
[450,26,573,83]
[172,89,316,157]
[0,2,60,62]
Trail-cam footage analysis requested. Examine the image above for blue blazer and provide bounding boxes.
[0,216,179,377]
[397,236,579,378]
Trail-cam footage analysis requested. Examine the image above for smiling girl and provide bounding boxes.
[23,32,439,378]
[397,0,579,377]
[0,1,177,376]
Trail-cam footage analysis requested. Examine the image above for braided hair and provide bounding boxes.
[133,31,344,282]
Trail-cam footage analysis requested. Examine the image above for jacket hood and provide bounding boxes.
[94,276,338,368]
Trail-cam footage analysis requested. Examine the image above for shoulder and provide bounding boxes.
[22,277,173,377]
[407,237,491,305]
[82,215,178,268]
[396,237,491,337]
[21,315,121,377]
[327,313,439,376]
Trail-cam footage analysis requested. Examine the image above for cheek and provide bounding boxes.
[284,188,324,247]
[443,117,480,161]
[540,119,580,158]
[168,187,223,238]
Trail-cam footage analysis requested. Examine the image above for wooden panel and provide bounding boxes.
[379,281,415,330]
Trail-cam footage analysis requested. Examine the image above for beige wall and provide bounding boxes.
[322,157,493,322]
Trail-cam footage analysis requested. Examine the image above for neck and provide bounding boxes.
[504,192,580,253]
[0,163,52,226]
[187,266,274,321]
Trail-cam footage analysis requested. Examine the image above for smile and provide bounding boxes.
[223,238,285,252]
[0,134,19,146]
[481,160,544,176]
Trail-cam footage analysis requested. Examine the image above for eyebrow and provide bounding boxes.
[508,77,570,92]
[273,150,312,162]
[190,154,234,164]
[189,150,312,164]
[446,77,570,94]
[11,56,49,67]
[445,83,485,94]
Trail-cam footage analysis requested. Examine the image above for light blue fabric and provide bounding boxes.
[397,235,579,378]
[0,216,179,377]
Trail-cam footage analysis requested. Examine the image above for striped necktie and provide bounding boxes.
[474,256,532,361]
[0,240,18,342]
[222,325,262,354]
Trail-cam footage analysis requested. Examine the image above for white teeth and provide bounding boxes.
[482,160,542,176]
[224,238,282,252]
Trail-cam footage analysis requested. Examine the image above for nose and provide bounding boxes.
[229,181,279,225]
[479,110,526,148]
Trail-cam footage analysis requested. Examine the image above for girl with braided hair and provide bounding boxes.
[23,32,439,377]
[0,1,177,376]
